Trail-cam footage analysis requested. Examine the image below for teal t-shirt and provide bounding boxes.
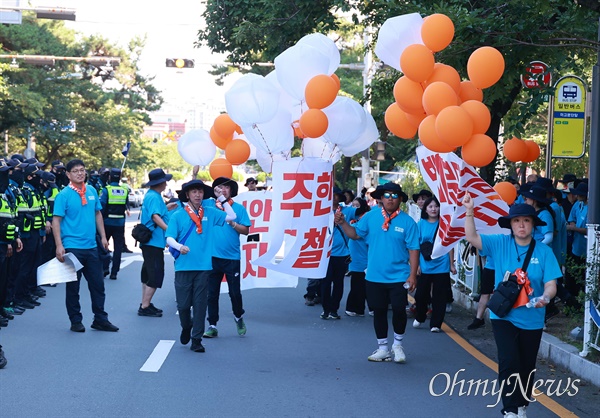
[205,199,251,259]
[354,209,419,283]
[53,185,102,250]
[568,201,588,257]
[533,208,554,245]
[141,189,170,249]
[331,206,355,257]
[481,234,562,330]
[166,205,226,271]
[418,218,450,274]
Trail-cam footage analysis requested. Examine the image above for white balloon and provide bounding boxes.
[177,129,216,166]
[322,97,367,147]
[225,73,280,125]
[297,33,340,75]
[265,70,300,112]
[274,43,330,101]
[302,137,342,164]
[242,108,294,155]
[255,149,291,174]
[374,13,424,72]
[339,109,379,156]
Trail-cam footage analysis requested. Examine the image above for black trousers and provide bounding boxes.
[12,230,42,301]
[320,256,346,315]
[491,319,543,415]
[0,243,8,307]
[415,272,451,328]
[345,271,367,315]
[366,281,408,339]
[104,224,125,276]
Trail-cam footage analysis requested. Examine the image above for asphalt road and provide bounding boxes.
[0,211,597,417]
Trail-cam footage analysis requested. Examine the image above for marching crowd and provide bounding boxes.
[0,154,592,417]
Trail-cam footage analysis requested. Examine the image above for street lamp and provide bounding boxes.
[0,5,76,23]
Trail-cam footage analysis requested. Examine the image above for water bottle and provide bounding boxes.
[526,295,550,308]
[403,282,411,290]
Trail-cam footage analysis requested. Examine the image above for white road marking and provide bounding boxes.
[119,254,144,269]
[140,340,175,372]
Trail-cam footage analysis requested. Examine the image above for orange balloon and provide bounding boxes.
[214,114,237,139]
[467,46,505,89]
[460,100,491,134]
[421,14,455,52]
[422,82,459,116]
[209,158,233,180]
[331,73,341,90]
[385,103,418,139]
[305,74,339,109]
[393,76,425,114]
[418,115,456,153]
[225,139,251,165]
[458,80,483,103]
[493,181,518,205]
[299,108,328,138]
[405,111,427,128]
[292,120,306,139]
[400,44,435,83]
[503,137,528,162]
[435,106,473,148]
[210,126,233,150]
[461,134,496,167]
[423,63,461,94]
[523,140,541,163]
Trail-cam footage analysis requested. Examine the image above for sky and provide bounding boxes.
[47,0,236,106]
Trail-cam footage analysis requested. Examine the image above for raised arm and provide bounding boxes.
[334,211,359,240]
[462,192,482,250]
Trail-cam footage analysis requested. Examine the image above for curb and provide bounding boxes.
[452,288,600,388]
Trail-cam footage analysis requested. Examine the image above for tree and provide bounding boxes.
[197,0,599,184]
[0,16,163,170]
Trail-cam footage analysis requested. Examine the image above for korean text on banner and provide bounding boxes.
[252,157,334,278]
[234,190,297,291]
[417,146,509,259]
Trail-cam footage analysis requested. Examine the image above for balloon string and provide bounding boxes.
[253,124,273,156]
[329,144,339,161]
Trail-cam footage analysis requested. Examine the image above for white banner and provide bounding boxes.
[252,157,334,278]
[416,146,509,259]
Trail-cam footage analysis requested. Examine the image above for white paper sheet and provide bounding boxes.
[37,253,83,285]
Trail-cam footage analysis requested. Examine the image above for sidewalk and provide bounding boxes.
[447,289,600,388]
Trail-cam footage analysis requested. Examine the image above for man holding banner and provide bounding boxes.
[335,182,419,363]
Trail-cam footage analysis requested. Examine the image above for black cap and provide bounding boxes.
[25,157,45,168]
[51,160,65,169]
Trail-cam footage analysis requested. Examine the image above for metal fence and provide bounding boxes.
[581,223,600,357]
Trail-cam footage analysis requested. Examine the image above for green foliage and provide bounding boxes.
[0,17,162,169]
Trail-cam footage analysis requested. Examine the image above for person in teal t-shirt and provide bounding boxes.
[166,180,235,353]
[463,194,559,418]
[53,159,119,333]
[336,183,419,364]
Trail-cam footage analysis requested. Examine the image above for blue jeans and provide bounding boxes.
[207,257,244,325]
[175,270,210,340]
[65,248,108,324]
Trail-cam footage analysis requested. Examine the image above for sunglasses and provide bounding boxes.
[383,192,399,199]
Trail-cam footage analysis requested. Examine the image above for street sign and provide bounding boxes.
[550,75,587,158]
[521,61,551,89]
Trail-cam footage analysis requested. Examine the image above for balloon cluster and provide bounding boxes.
[502,137,541,164]
[378,13,505,168]
[208,33,380,173]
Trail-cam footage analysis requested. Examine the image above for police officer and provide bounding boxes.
[0,159,23,325]
[50,160,68,189]
[41,171,60,264]
[100,168,130,280]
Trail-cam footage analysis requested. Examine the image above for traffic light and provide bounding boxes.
[165,58,195,69]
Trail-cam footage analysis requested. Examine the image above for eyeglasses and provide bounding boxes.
[383,192,399,199]
[69,168,86,174]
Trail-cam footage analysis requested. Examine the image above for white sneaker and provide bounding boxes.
[368,311,374,316]
[431,327,441,333]
[413,319,423,328]
[446,303,453,313]
[517,406,527,418]
[367,348,392,362]
[344,310,357,317]
[504,413,518,418]
[392,345,406,363]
